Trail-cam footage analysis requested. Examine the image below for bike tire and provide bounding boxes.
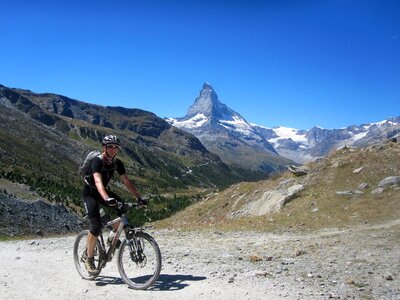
[117,231,162,290]
[73,230,103,280]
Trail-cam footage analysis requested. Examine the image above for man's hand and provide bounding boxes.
[137,197,148,207]
[105,197,117,206]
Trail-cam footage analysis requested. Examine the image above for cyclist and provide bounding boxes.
[82,135,145,273]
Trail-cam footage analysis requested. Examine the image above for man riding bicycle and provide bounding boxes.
[82,135,145,273]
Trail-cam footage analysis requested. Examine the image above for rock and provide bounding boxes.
[378,176,400,188]
[279,179,294,187]
[288,165,308,176]
[353,167,364,174]
[249,255,263,262]
[371,187,384,195]
[295,249,306,257]
[287,184,304,196]
[384,273,394,281]
[0,194,84,237]
[358,182,369,189]
[255,271,272,278]
[335,191,353,196]
[238,184,304,216]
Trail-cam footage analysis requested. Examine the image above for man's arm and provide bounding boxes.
[93,172,110,200]
[120,174,141,199]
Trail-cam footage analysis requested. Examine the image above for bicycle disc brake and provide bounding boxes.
[136,253,147,268]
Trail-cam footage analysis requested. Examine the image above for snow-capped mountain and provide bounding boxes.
[168,83,400,166]
[253,117,400,163]
[169,83,262,138]
[167,83,293,174]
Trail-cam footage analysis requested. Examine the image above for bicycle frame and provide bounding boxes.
[100,214,128,263]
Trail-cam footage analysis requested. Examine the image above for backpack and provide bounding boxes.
[79,150,101,183]
[79,150,118,186]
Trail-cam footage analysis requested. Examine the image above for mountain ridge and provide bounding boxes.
[167,83,292,174]
[255,117,400,163]
[0,83,248,208]
[168,83,400,164]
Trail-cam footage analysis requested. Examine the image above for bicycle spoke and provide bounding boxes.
[73,230,103,280]
[117,232,161,290]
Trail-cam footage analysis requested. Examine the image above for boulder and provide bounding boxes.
[288,165,308,176]
[239,184,304,216]
[335,191,354,196]
[353,167,364,174]
[378,176,400,189]
[358,182,369,189]
[371,187,384,195]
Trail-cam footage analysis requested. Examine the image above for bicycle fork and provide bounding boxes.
[127,235,146,266]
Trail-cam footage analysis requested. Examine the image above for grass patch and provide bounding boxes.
[155,142,400,232]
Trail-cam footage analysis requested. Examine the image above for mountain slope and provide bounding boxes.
[156,139,400,231]
[0,84,242,207]
[167,83,293,175]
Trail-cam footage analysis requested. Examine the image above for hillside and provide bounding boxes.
[0,84,245,194]
[0,83,249,233]
[156,139,400,231]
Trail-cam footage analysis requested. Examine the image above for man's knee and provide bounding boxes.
[89,220,102,236]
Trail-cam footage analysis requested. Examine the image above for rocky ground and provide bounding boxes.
[0,219,399,299]
[0,194,83,236]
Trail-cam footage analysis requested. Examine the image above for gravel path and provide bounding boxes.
[1,220,399,299]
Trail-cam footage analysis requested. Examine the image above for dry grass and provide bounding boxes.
[0,179,47,202]
[155,141,400,232]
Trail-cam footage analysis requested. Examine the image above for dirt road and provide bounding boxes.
[1,221,399,299]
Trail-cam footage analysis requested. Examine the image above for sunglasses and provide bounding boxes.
[106,145,119,149]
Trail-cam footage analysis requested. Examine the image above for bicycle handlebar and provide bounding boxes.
[117,201,147,212]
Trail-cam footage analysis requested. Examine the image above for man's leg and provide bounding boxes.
[83,195,101,273]
[86,232,98,258]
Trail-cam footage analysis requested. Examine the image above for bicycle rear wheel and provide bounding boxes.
[117,231,162,290]
[73,230,103,280]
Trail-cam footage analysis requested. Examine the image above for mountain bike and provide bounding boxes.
[73,202,162,290]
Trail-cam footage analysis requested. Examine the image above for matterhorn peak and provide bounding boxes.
[202,82,213,90]
[186,82,230,118]
[186,82,221,118]
[167,82,285,174]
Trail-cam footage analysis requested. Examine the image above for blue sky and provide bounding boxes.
[0,0,399,129]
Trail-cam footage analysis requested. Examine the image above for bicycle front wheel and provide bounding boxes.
[117,231,162,290]
[73,230,103,280]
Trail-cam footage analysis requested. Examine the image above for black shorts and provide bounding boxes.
[83,191,123,236]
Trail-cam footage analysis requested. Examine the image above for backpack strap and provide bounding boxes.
[83,154,103,187]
